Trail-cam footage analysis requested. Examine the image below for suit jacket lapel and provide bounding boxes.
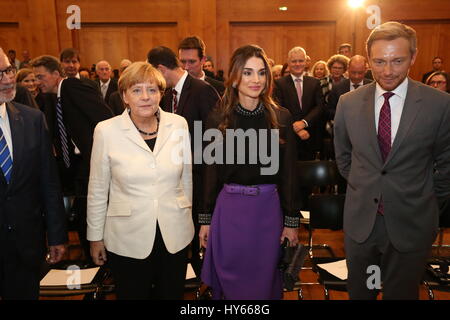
[6,102,24,188]
[385,79,422,164]
[152,109,173,156]
[120,110,152,154]
[285,76,301,110]
[362,83,383,164]
[178,75,192,116]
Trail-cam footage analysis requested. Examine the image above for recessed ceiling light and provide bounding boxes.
[279,6,288,11]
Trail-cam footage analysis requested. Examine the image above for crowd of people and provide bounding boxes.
[0,20,449,300]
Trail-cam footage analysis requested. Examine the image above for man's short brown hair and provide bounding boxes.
[178,36,206,59]
[366,21,417,57]
[30,55,64,75]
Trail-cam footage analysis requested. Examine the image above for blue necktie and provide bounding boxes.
[0,126,13,183]
[56,97,70,168]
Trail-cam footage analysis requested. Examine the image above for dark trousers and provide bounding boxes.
[57,155,91,262]
[0,230,40,300]
[345,214,431,300]
[107,223,188,300]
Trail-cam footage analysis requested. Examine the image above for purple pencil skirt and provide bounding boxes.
[201,183,283,300]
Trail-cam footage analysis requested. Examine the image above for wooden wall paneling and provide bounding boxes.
[0,24,21,54]
[406,22,441,81]
[437,22,450,73]
[229,23,279,63]
[188,0,218,63]
[24,0,60,56]
[127,24,179,63]
[78,25,128,69]
[282,22,336,66]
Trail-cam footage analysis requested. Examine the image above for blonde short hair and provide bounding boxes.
[118,61,166,99]
[366,21,417,57]
[311,60,329,78]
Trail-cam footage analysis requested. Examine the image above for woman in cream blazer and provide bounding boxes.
[87,62,193,299]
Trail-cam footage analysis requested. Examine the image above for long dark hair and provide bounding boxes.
[218,44,280,132]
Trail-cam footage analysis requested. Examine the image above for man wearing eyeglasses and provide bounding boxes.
[0,47,67,299]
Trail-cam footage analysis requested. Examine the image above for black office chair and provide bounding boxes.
[309,193,347,300]
[296,160,345,259]
[423,199,450,299]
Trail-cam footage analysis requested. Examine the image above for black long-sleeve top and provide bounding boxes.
[200,103,299,228]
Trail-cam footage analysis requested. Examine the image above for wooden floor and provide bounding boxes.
[40,227,450,300]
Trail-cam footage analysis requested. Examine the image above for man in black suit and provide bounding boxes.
[326,55,373,120]
[31,55,113,261]
[96,60,118,104]
[324,55,373,160]
[0,48,67,299]
[273,46,324,160]
[148,46,220,277]
[422,56,444,83]
[178,36,225,97]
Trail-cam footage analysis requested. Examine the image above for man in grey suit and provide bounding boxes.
[334,21,450,299]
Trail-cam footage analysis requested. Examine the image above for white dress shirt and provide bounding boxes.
[100,78,111,99]
[57,79,81,154]
[0,102,13,159]
[350,81,364,91]
[374,77,408,145]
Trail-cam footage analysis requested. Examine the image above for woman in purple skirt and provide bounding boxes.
[199,45,299,300]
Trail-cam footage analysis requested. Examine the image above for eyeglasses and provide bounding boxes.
[0,66,16,81]
[430,81,446,86]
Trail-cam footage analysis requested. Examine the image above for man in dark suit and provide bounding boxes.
[178,36,225,97]
[324,55,372,160]
[421,56,444,83]
[148,46,220,277]
[326,55,373,120]
[273,46,324,160]
[334,22,450,299]
[0,47,67,299]
[96,60,118,104]
[31,55,113,261]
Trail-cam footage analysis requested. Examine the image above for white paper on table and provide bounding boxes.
[430,264,450,275]
[186,263,196,279]
[40,267,100,286]
[317,259,348,280]
[300,210,310,219]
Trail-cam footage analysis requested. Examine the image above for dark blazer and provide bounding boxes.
[0,102,67,268]
[108,91,126,116]
[326,78,373,120]
[97,78,118,103]
[160,74,220,142]
[334,79,450,252]
[273,75,325,158]
[160,74,220,216]
[45,78,113,185]
[205,76,225,97]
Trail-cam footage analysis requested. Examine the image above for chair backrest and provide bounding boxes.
[296,160,341,189]
[309,194,345,230]
[439,199,450,228]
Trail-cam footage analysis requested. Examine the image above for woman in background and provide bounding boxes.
[426,71,449,93]
[311,60,329,80]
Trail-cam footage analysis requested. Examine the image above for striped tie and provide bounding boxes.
[56,97,70,168]
[0,127,12,183]
[172,89,178,113]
